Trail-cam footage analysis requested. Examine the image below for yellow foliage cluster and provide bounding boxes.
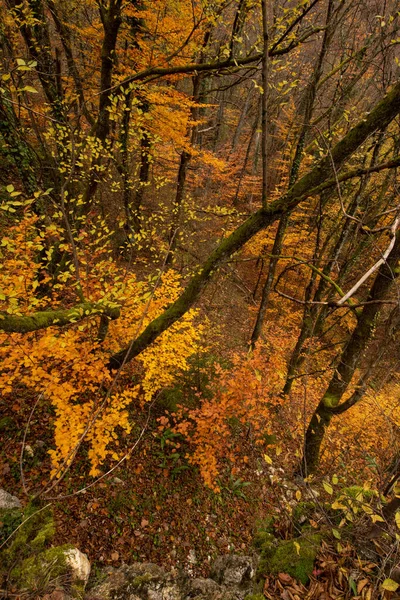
[101,269,204,401]
[331,380,400,472]
[0,213,49,312]
[0,210,203,479]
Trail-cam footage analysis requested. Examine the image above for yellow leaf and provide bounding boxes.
[381,578,399,592]
[293,541,300,556]
[323,481,333,495]
[295,490,302,501]
[396,511,400,529]
[371,514,385,523]
[254,369,262,381]
[264,454,272,465]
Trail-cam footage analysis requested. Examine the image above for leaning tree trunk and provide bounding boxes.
[301,232,400,475]
[283,131,391,394]
[107,80,400,369]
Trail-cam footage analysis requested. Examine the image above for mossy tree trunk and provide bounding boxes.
[108,79,400,369]
[301,232,400,475]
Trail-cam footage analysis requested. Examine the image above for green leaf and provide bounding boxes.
[332,528,341,539]
[348,576,357,595]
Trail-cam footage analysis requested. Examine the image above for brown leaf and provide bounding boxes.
[111,551,119,561]
[358,578,369,593]
[278,573,293,584]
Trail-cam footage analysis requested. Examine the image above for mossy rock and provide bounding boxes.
[254,530,275,552]
[10,544,73,592]
[0,507,23,545]
[16,503,55,549]
[1,503,55,575]
[259,534,321,585]
[253,515,276,549]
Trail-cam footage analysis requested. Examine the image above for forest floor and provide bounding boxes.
[1,390,277,574]
[0,400,383,600]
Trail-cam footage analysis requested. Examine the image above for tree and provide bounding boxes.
[1,0,400,487]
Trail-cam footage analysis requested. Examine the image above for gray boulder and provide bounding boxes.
[86,555,257,600]
[210,555,256,590]
[0,489,22,510]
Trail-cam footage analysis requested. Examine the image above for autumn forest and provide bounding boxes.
[1,0,400,597]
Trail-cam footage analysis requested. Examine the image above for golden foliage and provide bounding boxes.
[0,209,203,479]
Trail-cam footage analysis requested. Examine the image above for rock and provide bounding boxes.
[24,444,34,457]
[86,557,259,600]
[185,576,230,599]
[210,555,256,589]
[0,488,22,509]
[86,562,180,600]
[64,548,91,584]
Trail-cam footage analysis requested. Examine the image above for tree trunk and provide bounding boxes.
[107,79,400,369]
[166,76,201,264]
[249,0,334,347]
[302,232,400,474]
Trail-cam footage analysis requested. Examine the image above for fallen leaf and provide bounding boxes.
[278,572,293,584]
[382,578,399,592]
[357,578,369,593]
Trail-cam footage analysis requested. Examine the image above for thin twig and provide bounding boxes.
[20,394,43,496]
